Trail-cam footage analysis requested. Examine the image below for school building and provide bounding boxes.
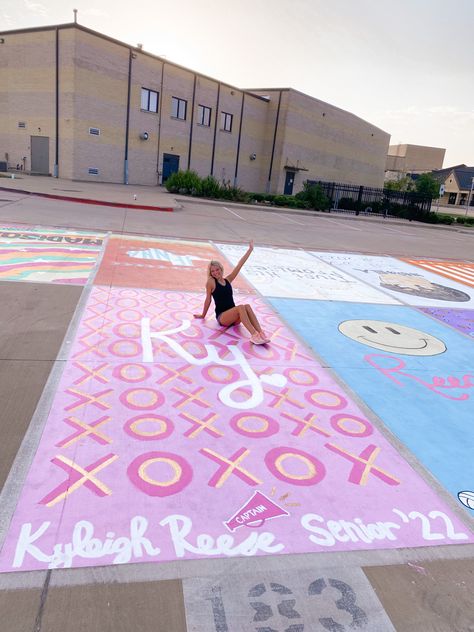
[0,22,391,194]
[385,144,446,181]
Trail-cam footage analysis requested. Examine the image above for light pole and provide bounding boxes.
[465,177,474,217]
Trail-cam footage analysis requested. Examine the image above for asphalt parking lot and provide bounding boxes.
[0,175,473,631]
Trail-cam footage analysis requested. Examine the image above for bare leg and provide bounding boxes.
[243,304,263,333]
[218,306,257,336]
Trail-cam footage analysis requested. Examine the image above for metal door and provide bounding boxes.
[30,136,50,174]
[284,171,295,195]
[162,153,180,183]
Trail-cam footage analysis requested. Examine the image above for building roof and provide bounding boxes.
[0,22,270,102]
[453,167,474,190]
[433,165,474,190]
[388,143,446,155]
[0,22,389,132]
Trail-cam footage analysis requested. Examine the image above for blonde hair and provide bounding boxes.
[208,260,224,278]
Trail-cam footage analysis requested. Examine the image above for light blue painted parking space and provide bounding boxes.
[268,298,474,514]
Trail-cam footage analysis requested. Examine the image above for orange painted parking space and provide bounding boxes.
[94,236,255,292]
[402,258,474,288]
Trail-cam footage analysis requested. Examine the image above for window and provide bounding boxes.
[198,105,211,127]
[141,87,159,113]
[171,96,187,120]
[88,167,99,175]
[18,121,26,129]
[221,111,233,132]
[89,127,100,136]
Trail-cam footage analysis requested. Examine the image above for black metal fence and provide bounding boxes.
[306,180,432,214]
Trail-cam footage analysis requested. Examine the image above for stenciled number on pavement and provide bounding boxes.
[204,577,369,631]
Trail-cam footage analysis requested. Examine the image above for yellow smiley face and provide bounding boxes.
[338,320,446,356]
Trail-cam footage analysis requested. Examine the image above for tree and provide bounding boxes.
[384,176,415,192]
[414,173,441,199]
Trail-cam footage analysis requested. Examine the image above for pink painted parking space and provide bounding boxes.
[1,286,471,572]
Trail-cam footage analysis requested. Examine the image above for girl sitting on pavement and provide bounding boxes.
[193,241,270,344]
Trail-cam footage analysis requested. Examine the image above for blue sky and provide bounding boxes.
[2,0,473,167]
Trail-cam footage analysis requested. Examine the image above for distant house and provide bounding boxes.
[385,144,445,181]
[432,165,474,207]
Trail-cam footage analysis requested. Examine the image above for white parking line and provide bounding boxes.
[321,217,362,231]
[382,226,417,236]
[273,213,306,226]
[223,206,245,220]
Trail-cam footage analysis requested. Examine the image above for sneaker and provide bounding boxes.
[250,333,265,345]
[259,331,271,344]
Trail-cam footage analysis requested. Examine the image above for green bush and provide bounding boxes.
[163,171,181,193]
[220,185,250,203]
[436,214,455,225]
[295,199,311,209]
[389,205,458,224]
[419,210,438,223]
[250,192,266,203]
[456,216,474,225]
[164,170,201,194]
[166,175,330,210]
[200,175,221,198]
[295,182,330,210]
[337,197,356,211]
[370,202,385,213]
[273,194,295,207]
[182,170,202,194]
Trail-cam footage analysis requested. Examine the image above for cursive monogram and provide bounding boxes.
[141,319,287,409]
[365,353,474,401]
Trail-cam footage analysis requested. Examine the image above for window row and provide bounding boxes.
[140,88,233,131]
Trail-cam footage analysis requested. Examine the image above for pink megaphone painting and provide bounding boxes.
[224,491,290,532]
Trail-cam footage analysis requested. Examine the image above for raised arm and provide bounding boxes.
[226,240,254,283]
[193,278,215,319]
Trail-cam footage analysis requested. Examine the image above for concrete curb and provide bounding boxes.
[0,185,173,212]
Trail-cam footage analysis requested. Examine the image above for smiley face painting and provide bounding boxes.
[338,320,447,356]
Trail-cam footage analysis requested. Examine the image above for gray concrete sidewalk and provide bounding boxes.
[0,173,177,210]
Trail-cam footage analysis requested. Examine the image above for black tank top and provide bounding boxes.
[212,279,235,317]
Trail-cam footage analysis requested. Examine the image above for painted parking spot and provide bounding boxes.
[94,236,254,292]
[0,225,104,285]
[402,258,474,288]
[419,306,474,338]
[217,244,399,303]
[1,288,471,573]
[268,298,474,514]
[314,252,474,307]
